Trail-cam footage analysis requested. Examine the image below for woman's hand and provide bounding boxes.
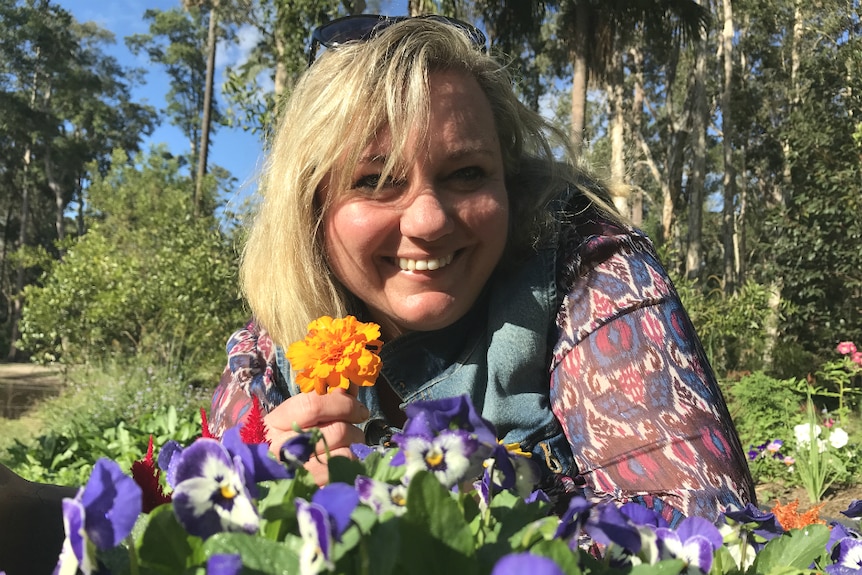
[264,390,369,485]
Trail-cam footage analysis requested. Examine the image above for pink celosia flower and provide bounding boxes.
[837,341,858,355]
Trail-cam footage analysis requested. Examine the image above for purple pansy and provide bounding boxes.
[841,500,862,519]
[397,394,498,446]
[281,432,316,471]
[827,538,862,574]
[206,554,242,575]
[556,497,642,554]
[158,439,185,489]
[221,426,290,495]
[491,552,566,575]
[654,517,723,574]
[620,502,669,529]
[171,438,259,540]
[53,458,142,575]
[723,503,784,541]
[296,483,359,575]
[296,498,333,575]
[400,429,479,487]
[355,476,407,516]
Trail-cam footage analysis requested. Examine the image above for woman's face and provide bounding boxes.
[321,70,509,340]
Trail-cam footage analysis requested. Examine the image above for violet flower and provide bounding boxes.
[397,394,498,446]
[158,439,185,489]
[400,429,478,487]
[355,476,407,516]
[723,503,784,542]
[53,458,142,575]
[654,516,723,574]
[827,538,862,574]
[295,483,359,575]
[556,497,642,554]
[221,426,290,495]
[491,553,566,575]
[206,554,242,575]
[281,432,316,472]
[171,438,259,540]
[842,500,862,519]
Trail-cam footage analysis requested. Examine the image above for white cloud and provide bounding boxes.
[217,24,262,70]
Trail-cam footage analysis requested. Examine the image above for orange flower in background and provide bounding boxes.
[770,499,826,530]
[287,315,382,395]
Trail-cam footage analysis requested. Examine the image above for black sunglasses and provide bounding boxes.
[307,14,487,66]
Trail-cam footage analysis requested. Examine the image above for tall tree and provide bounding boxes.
[556,0,709,216]
[126,6,223,185]
[0,0,156,358]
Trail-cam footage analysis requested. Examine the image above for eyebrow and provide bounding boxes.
[357,146,496,165]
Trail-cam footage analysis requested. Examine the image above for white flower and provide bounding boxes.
[829,427,849,449]
[794,423,822,446]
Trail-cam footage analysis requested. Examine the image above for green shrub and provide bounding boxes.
[0,359,213,486]
[726,371,804,452]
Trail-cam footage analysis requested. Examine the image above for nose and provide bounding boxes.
[399,189,454,241]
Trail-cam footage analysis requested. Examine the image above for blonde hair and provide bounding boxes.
[241,18,618,348]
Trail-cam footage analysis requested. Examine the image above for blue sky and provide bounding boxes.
[54,0,406,211]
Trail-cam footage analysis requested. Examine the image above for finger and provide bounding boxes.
[305,447,356,486]
[266,390,370,431]
[313,421,366,454]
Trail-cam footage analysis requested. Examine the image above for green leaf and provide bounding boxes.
[628,559,686,575]
[399,471,478,575]
[752,525,830,572]
[137,505,203,574]
[327,455,366,484]
[203,532,301,574]
[522,539,582,574]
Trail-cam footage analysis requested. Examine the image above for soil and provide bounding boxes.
[755,481,862,521]
[0,362,64,420]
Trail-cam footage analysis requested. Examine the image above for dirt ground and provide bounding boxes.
[755,481,862,520]
[0,362,64,420]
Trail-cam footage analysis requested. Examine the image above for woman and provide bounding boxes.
[211,15,755,524]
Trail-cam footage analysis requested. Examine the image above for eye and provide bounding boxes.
[351,174,405,196]
[452,166,486,181]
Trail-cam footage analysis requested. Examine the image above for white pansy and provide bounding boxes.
[794,422,822,446]
[829,427,849,449]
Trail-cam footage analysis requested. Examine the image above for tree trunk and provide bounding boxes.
[569,2,590,156]
[195,0,218,218]
[720,0,736,294]
[763,0,802,369]
[608,39,628,216]
[630,44,645,227]
[686,22,708,281]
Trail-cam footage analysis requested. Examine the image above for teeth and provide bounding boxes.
[398,253,454,271]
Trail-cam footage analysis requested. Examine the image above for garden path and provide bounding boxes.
[0,363,63,420]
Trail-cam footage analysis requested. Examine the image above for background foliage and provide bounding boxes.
[0,0,860,501]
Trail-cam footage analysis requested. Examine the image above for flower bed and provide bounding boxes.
[49,394,862,575]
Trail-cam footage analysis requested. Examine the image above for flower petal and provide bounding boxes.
[79,458,142,550]
[491,553,566,575]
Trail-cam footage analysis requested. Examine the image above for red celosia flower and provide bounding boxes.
[200,407,215,439]
[239,395,270,445]
[130,435,172,513]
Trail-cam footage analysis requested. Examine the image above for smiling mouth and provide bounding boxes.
[397,253,455,271]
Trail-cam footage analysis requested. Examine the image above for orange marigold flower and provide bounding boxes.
[770,499,826,530]
[286,315,382,395]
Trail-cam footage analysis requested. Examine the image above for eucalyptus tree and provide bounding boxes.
[0,0,156,358]
[220,0,366,136]
[126,6,224,187]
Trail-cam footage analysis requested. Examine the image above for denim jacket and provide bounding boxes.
[271,228,577,478]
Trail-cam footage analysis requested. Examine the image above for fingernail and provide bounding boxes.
[360,404,371,419]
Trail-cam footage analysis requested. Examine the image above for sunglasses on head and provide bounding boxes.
[307,14,488,66]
